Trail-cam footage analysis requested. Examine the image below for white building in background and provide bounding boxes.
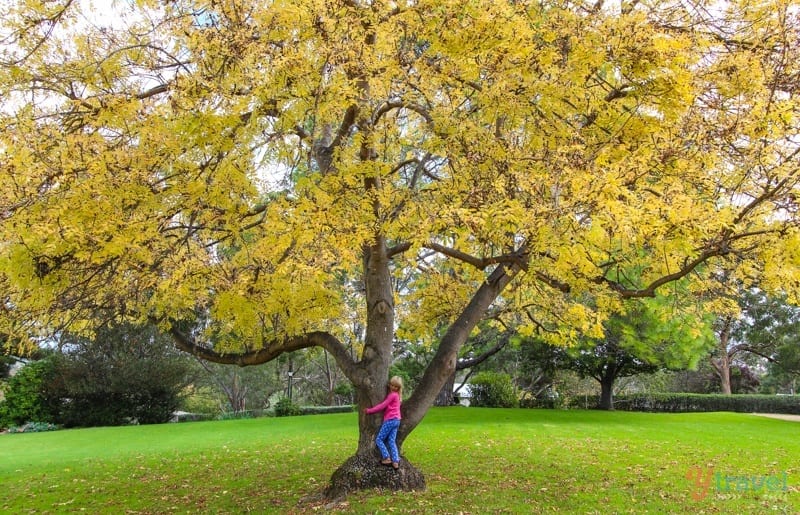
[454,383,473,407]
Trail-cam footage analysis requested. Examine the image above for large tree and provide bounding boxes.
[1,0,799,496]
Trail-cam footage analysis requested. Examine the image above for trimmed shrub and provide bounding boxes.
[469,372,519,408]
[274,397,302,417]
[299,405,354,415]
[567,393,800,414]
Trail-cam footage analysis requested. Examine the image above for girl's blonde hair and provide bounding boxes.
[388,376,403,394]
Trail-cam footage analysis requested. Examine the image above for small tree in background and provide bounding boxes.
[562,295,715,410]
[763,345,800,394]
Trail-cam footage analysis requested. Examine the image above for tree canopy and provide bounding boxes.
[1,0,799,493]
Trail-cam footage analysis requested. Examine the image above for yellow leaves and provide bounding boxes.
[203,259,343,352]
[0,0,798,360]
[755,230,800,303]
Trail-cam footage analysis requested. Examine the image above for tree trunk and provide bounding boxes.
[324,237,427,498]
[712,357,732,395]
[712,317,733,395]
[597,364,617,410]
[598,377,615,410]
[434,370,456,406]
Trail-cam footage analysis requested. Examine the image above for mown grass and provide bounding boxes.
[1,408,797,513]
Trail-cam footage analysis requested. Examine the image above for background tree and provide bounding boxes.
[711,289,800,394]
[666,361,724,394]
[1,0,799,496]
[190,357,280,415]
[763,344,800,394]
[561,295,715,409]
[51,322,195,427]
[516,336,568,402]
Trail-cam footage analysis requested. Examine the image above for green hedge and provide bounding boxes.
[299,405,354,416]
[275,400,354,417]
[568,393,800,414]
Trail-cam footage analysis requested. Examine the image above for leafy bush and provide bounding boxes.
[469,372,519,408]
[274,397,302,417]
[569,393,800,414]
[0,357,59,428]
[519,388,563,409]
[6,421,61,433]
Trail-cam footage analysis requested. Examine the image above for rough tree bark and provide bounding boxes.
[711,316,734,395]
[598,371,616,411]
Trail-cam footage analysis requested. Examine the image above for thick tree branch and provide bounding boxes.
[387,242,412,258]
[424,242,529,271]
[371,100,433,126]
[534,271,571,293]
[169,327,360,383]
[734,345,778,363]
[601,246,724,298]
[331,105,359,149]
[400,259,522,443]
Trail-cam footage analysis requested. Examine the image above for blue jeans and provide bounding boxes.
[375,418,401,463]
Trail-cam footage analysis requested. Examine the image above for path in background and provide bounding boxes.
[753,413,800,422]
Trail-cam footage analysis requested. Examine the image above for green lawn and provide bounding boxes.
[1,408,797,513]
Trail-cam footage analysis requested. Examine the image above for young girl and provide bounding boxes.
[363,376,403,470]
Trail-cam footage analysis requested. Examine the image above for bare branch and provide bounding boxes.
[456,333,510,370]
[136,83,170,100]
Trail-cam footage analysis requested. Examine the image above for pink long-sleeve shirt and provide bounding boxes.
[366,391,402,421]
